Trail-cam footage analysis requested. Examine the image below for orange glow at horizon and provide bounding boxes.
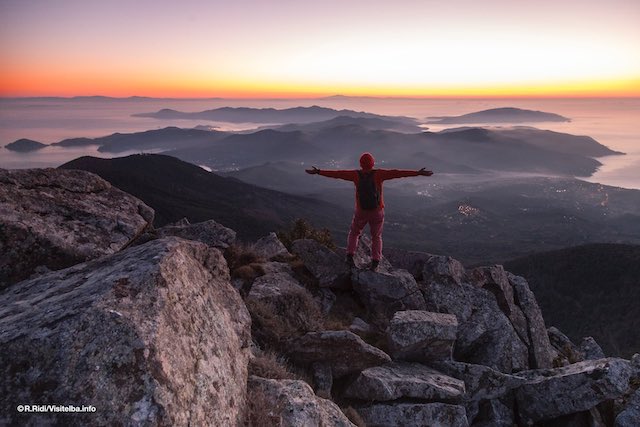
[2,0,639,99]
[2,70,639,99]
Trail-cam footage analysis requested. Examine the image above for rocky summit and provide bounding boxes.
[0,168,638,426]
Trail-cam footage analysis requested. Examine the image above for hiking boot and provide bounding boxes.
[346,254,355,268]
[370,259,380,271]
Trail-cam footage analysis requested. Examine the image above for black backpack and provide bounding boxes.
[357,170,380,210]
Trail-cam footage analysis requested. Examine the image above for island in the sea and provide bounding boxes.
[427,107,571,124]
[4,138,48,152]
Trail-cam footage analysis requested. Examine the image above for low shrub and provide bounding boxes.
[277,218,336,250]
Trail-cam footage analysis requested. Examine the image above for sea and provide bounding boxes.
[1,97,639,190]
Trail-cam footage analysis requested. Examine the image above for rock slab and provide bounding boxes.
[0,237,250,426]
[0,168,154,287]
[515,358,632,425]
[252,232,290,259]
[357,403,469,427]
[288,330,391,377]
[156,218,236,248]
[352,269,426,322]
[387,310,458,362]
[248,376,355,427]
[291,239,349,288]
[343,362,465,401]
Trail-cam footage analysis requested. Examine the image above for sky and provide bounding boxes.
[1,0,639,98]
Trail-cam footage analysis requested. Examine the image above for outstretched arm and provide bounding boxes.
[305,167,357,182]
[378,168,433,181]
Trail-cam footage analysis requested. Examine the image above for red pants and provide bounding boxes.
[347,208,385,261]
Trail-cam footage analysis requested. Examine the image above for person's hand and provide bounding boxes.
[418,168,434,176]
[305,166,320,175]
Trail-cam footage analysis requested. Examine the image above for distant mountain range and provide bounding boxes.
[33,116,622,176]
[504,243,640,358]
[132,105,418,124]
[59,154,348,241]
[427,107,570,124]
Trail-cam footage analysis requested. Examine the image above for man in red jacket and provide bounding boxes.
[306,152,433,271]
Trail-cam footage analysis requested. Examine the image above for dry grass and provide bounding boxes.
[225,243,266,272]
[249,351,296,380]
[277,218,336,251]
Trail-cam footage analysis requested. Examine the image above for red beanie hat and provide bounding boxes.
[360,152,375,170]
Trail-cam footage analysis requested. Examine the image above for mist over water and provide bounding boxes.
[1,97,638,189]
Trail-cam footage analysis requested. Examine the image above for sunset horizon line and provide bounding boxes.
[3,93,640,101]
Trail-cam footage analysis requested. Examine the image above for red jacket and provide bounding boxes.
[318,168,420,210]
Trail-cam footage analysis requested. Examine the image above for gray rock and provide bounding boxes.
[431,361,525,402]
[632,353,640,381]
[288,330,391,377]
[248,376,355,427]
[508,273,554,369]
[470,266,529,347]
[615,388,640,427]
[350,317,374,335]
[471,399,514,427]
[247,272,306,302]
[352,269,426,323]
[343,362,465,401]
[580,336,606,360]
[0,237,251,426]
[387,310,458,362]
[311,362,333,399]
[423,255,467,286]
[353,234,393,271]
[291,239,349,288]
[382,247,434,279]
[253,232,291,259]
[317,288,337,315]
[515,358,633,425]
[261,261,294,275]
[548,326,585,364]
[156,218,236,248]
[0,168,154,287]
[422,281,529,373]
[357,403,469,427]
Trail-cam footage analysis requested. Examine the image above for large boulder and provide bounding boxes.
[247,376,355,427]
[252,232,291,259]
[430,361,525,403]
[508,273,554,369]
[291,239,349,288]
[515,358,633,425]
[423,255,467,286]
[352,269,426,323]
[0,168,154,287]
[287,331,391,377]
[421,280,529,373]
[429,361,525,423]
[0,237,251,426]
[247,272,307,303]
[470,266,529,347]
[356,403,469,427]
[472,399,515,427]
[343,362,465,401]
[387,310,458,362]
[579,336,606,360]
[615,388,640,427]
[156,218,236,248]
[382,247,434,279]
